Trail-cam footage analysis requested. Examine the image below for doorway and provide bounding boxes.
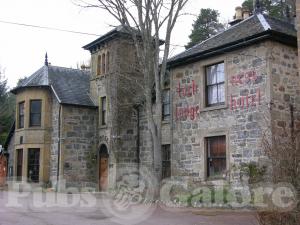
[99,145,109,191]
[0,155,7,186]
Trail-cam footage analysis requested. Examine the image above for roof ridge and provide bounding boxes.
[21,65,47,87]
[257,13,271,31]
[170,14,256,60]
[49,65,89,73]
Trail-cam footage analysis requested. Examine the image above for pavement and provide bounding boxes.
[0,191,259,225]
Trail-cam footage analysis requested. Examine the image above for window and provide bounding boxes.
[97,55,101,75]
[206,136,226,178]
[30,100,42,127]
[18,102,24,129]
[162,145,171,179]
[162,89,170,121]
[101,96,107,126]
[16,149,23,181]
[106,51,110,73]
[102,53,106,74]
[205,62,225,106]
[27,148,40,183]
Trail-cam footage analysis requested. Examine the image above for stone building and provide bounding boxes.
[3,10,299,191]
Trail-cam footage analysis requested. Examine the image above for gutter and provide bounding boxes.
[133,104,140,183]
[168,31,297,68]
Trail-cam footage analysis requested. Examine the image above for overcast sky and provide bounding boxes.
[0,0,244,88]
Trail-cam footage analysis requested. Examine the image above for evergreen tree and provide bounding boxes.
[0,68,15,145]
[242,0,295,19]
[185,8,224,49]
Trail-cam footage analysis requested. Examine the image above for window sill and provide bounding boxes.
[99,125,108,129]
[162,119,170,124]
[201,104,227,112]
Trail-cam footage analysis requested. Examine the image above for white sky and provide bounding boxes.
[0,0,244,88]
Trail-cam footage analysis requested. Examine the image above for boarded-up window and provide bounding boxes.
[102,53,106,74]
[106,51,110,73]
[27,148,40,183]
[206,62,225,106]
[18,102,25,129]
[162,145,171,179]
[206,136,226,178]
[97,55,101,75]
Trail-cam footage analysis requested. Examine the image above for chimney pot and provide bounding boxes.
[235,6,243,20]
[243,8,250,19]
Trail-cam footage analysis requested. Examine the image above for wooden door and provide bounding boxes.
[0,156,7,186]
[99,156,108,191]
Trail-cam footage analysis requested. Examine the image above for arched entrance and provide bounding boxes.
[99,144,109,191]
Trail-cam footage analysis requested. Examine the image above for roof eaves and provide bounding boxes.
[61,102,97,109]
[168,31,273,68]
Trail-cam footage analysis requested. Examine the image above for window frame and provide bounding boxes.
[205,135,227,179]
[27,148,40,183]
[100,96,107,126]
[162,144,171,179]
[162,88,171,121]
[29,99,42,127]
[101,53,106,74]
[18,101,25,129]
[205,62,225,107]
[97,55,102,76]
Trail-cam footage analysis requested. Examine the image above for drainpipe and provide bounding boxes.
[133,105,140,184]
[56,104,62,191]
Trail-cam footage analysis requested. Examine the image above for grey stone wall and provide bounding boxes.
[61,105,98,189]
[50,95,60,186]
[170,41,273,186]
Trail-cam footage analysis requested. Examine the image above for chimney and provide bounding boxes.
[243,7,250,19]
[235,6,243,20]
[229,6,243,26]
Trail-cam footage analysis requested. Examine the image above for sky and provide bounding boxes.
[0,0,244,88]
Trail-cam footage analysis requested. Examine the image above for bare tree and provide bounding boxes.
[75,0,189,182]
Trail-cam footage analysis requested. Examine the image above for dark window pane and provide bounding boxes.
[30,100,41,127]
[18,102,24,128]
[162,145,171,179]
[27,149,40,183]
[16,149,23,181]
[101,97,107,125]
[162,89,170,120]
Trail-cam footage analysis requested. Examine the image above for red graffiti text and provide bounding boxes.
[176,105,200,121]
[230,89,261,110]
[177,80,198,98]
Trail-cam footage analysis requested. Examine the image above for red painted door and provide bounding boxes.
[99,157,108,191]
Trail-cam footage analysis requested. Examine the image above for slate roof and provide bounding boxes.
[83,25,132,52]
[168,13,297,67]
[11,65,96,107]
